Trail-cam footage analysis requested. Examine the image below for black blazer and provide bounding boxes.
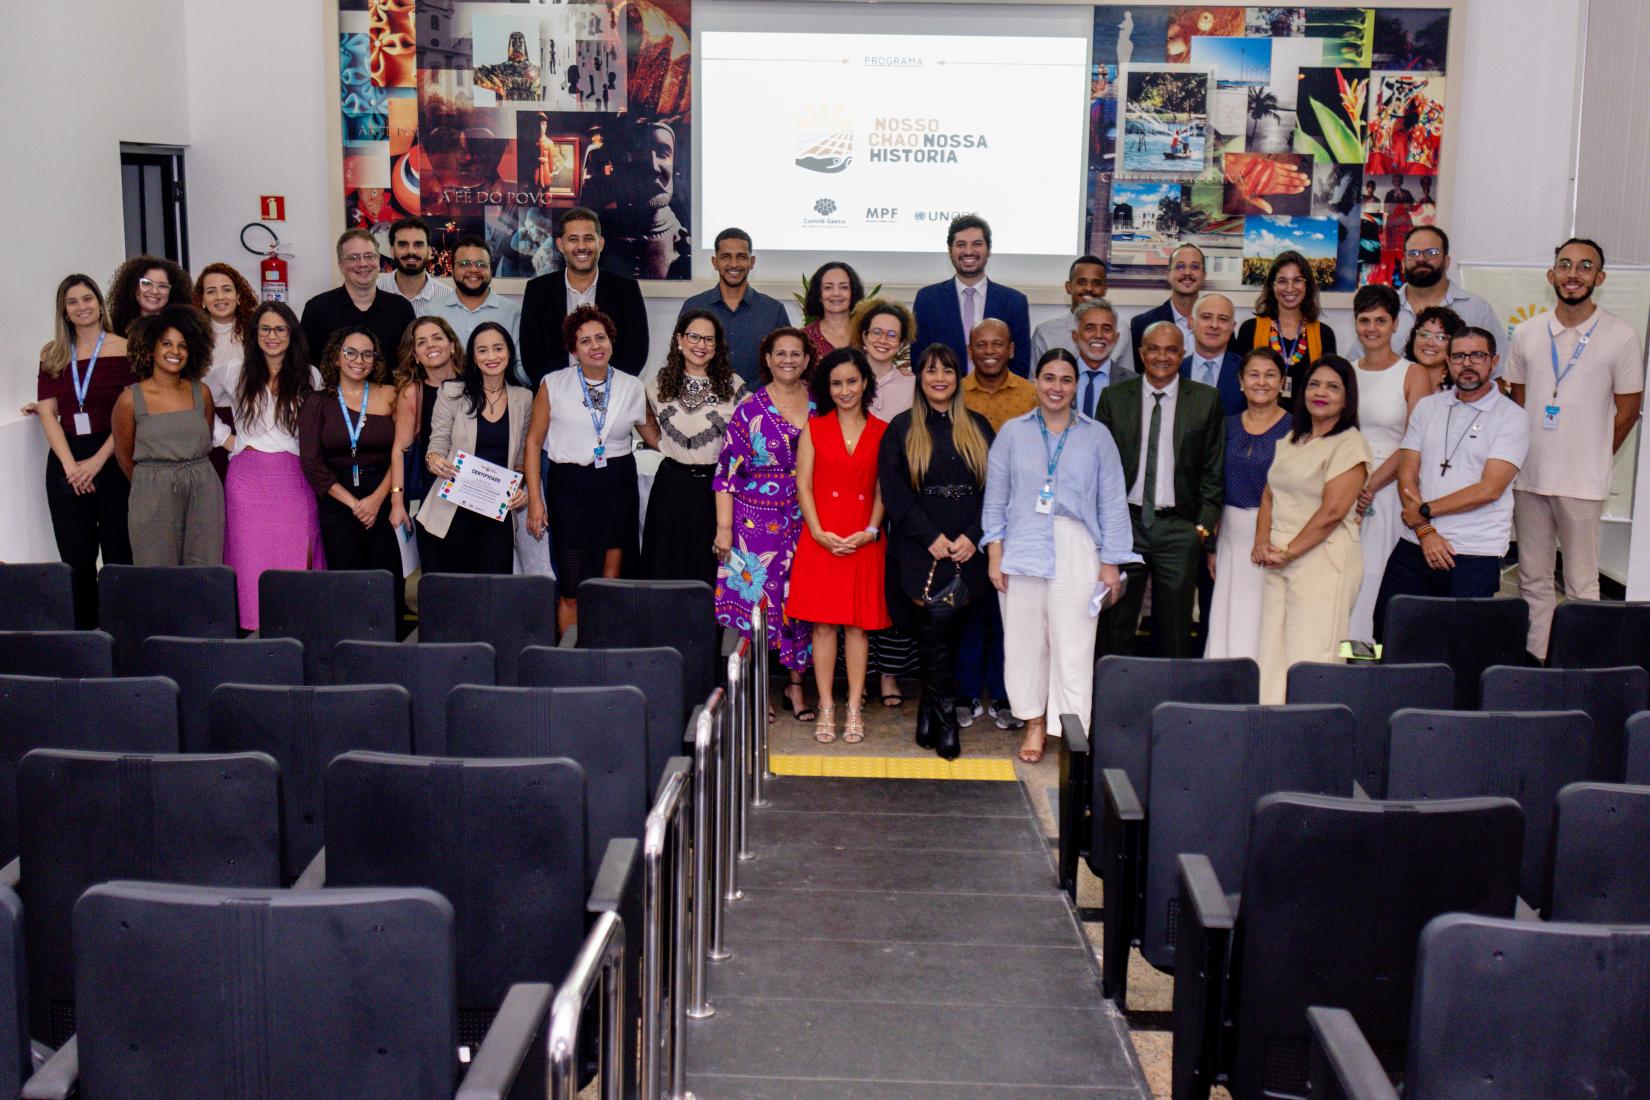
[1180,350,1247,416]
[518,267,650,386]
[1095,376,1226,532]
[1130,297,1237,374]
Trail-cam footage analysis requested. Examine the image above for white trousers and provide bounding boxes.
[1348,481,1403,643]
[1000,517,1100,736]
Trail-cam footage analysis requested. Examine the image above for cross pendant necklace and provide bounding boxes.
[1440,458,1451,474]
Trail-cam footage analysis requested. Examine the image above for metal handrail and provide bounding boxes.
[720,640,749,911]
[686,689,725,1018]
[641,766,691,1100]
[548,910,625,1100]
[751,599,772,806]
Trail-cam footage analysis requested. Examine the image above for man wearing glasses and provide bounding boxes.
[1372,326,1528,642]
[1130,243,1226,375]
[300,228,416,370]
[1389,226,1501,356]
[428,236,523,374]
[1505,238,1646,660]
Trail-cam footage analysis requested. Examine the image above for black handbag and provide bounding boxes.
[921,559,967,621]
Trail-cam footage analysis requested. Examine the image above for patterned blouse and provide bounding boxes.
[646,373,747,465]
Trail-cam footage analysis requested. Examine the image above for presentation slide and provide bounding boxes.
[699,31,1089,256]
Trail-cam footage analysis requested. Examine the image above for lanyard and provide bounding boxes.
[582,367,613,458]
[69,332,105,410]
[1548,318,1600,396]
[1036,412,1073,482]
[337,382,370,488]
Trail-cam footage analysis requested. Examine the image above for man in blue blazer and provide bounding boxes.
[913,215,1032,376]
[1178,292,1245,416]
[1130,242,1214,374]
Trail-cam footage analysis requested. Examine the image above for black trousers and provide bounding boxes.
[428,507,515,576]
[1373,538,1503,644]
[316,467,409,634]
[45,432,132,628]
[1101,510,1201,658]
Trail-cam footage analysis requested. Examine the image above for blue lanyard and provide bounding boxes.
[582,367,612,458]
[1036,412,1073,482]
[337,382,370,487]
[1549,318,1600,395]
[70,332,105,410]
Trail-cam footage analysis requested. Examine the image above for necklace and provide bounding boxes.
[1438,403,1479,475]
[582,373,608,412]
[483,385,506,413]
[1269,323,1306,369]
[678,372,713,412]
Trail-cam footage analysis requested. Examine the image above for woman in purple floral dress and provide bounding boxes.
[714,327,817,719]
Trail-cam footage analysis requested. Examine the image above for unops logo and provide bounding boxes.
[795,105,854,174]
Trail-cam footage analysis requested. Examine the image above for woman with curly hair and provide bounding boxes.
[223,301,323,629]
[524,305,660,633]
[108,255,193,336]
[641,308,746,583]
[800,261,864,360]
[1402,304,1463,393]
[111,305,225,566]
[194,263,260,468]
[391,315,464,565]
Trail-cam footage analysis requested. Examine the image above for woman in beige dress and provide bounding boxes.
[1253,356,1371,702]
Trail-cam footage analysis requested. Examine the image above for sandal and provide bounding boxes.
[879,675,905,708]
[814,700,837,743]
[842,706,865,744]
[1017,728,1047,765]
[783,684,816,723]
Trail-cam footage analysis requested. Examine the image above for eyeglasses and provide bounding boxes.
[341,252,378,265]
[680,332,716,347]
[138,277,170,292]
[1405,247,1443,260]
[455,258,490,270]
[340,347,380,363]
[866,326,903,341]
[1274,276,1307,288]
[1554,258,1598,273]
[257,324,289,337]
[1447,350,1493,365]
[1414,329,1451,344]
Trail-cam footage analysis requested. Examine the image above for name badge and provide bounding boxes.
[1542,405,1561,431]
[73,412,92,436]
[1035,482,1054,515]
[594,443,608,470]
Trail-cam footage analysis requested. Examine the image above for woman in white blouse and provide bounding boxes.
[222,301,326,630]
[194,263,260,471]
[525,304,660,633]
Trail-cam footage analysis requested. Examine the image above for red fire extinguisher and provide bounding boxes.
[242,223,290,302]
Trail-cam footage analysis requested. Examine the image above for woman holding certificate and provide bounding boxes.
[416,322,532,574]
[525,305,659,633]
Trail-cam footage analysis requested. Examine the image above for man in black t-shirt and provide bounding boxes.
[300,228,416,368]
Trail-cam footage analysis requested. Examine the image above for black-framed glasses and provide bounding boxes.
[680,331,716,347]
[1405,247,1443,260]
[340,347,380,363]
[1447,350,1492,365]
[257,324,289,337]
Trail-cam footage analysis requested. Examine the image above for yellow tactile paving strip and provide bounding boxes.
[769,753,1017,781]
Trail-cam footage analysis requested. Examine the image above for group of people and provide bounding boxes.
[32,210,1644,757]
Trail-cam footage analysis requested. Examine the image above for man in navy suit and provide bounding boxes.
[913,215,1032,375]
[1130,242,1211,374]
[1179,293,1244,416]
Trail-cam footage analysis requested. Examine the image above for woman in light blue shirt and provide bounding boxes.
[982,349,1139,762]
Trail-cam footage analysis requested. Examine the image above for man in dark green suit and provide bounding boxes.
[1096,320,1225,656]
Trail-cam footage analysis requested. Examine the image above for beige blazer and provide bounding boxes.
[415,379,533,539]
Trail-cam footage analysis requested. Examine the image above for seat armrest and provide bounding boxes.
[1098,768,1146,1004]
[1100,768,1143,823]
[558,625,579,648]
[1307,1006,1400,1100]
[456,983,552,1100]
[291,848,327,891]
[655,756,692,803]
[1059,712,1089,755]
[1178,853,1234,931]
[21,1036,77,1100]
[1057,714,1090,899]
[0,857,18,890]
[587,838,640,914]
[1170,855,1236,1100]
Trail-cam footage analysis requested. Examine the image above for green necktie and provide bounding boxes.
[1142,391,1164,529]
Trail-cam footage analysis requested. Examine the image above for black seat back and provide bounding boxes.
[332,640,496,756]
[519,644,684,791]
[1547,599,1650,670]
[0,563,74,631]
[576,579,717,704]
[74,881,461,1100]
[325,752,587,1018]
[1550,781,1650,924]
[1628,711,1650,784]
[137,636,304,752]
[208,685,412,880]
[0,630,114,678]
[419,573,557,685]
[1402,915,1650,1098]
[0,886,25,1097]
[1481,664,1647,782]
[97,564,237,674]
[0,675,178,864]
[1143,703,1355,969]
[447,685,648,881]
[1287,661,1455,797]
[1387,708,1591,910]
[1229,794,1523,1100]
[259,569,397,684]
[1382,595,1528,708]
[18,749,282,1045]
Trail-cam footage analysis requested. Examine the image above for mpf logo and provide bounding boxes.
[865,207,899,223]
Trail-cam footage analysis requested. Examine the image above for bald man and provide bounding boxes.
[1179,293,1245,415]
[962,318,1038,431]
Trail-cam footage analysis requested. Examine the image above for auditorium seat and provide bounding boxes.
[1480,664,1648,780]
[418,574,557,685]
[1308,916,1650,1100]
[1176,793,1522,1100]
[0,885,25,1098]
[0,630,114,678]
[10,748,282,1046]
[1286,661,1455,797]
[1381,595,1528,708]
[575,579,719,706]
[137,636,304,752]
[1627,711,1650,783]
[26,881,549,1099]
[0,563,74,631]
[1099,702,1356,1008]
[331,640,495,756]
[520,644,685,791]
[0,675,178,864]
[1546,598,1650,671]
[258,568,398,684]
[1387,708,1591,911]
[207,684,412,880]
[97,565,237,674]
[1061,656,1258,898]
[1549,781,1650,924]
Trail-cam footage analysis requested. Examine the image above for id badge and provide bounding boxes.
[594,444,608,470]
[73,412,92,436]
[1542,405,1561,431]
[1035,482,1054,515]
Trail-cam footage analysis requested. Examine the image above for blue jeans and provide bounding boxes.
[1373,538,1503,644]
[954,593,1007,702]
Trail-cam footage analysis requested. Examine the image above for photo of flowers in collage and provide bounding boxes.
[1087,5,1449,292]
[337,0,694,280]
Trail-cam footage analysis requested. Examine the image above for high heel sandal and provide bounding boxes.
[843,707,865,744]
[814,699,837,743]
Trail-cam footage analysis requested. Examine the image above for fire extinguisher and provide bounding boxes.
[241,223,291,302]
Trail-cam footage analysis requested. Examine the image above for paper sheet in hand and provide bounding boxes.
[436,450,522,521]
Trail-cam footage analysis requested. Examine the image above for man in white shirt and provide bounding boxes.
[377,216,455,315]
[1390,226,1501,356]
[1505,238,1646,659]
[1031,255,1133,372]
[1070,300,1136,420]
[1374,326,1530,642]
[427,236,523,375]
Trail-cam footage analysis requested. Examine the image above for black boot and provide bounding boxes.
[918,612,962,760]
[913,616,937,750]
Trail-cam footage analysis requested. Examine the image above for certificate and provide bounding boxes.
[436,450,523,521]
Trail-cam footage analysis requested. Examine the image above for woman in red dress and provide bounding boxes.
[788,347,891,744]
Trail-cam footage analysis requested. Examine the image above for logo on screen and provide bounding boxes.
[795,106,855,174]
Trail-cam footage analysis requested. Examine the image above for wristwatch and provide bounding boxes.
[1195,524,1212,541]
[1418,502,1432,521]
